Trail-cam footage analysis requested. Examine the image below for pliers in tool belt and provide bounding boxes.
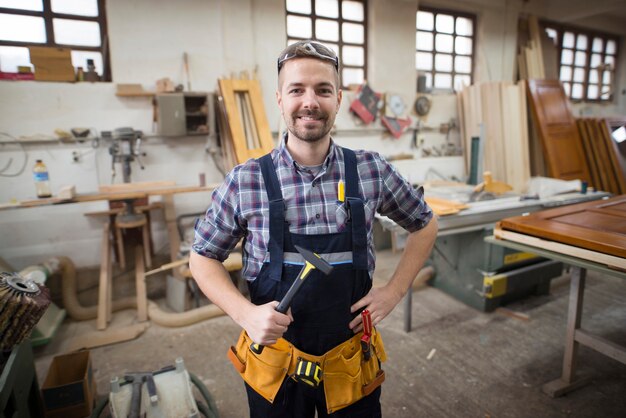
[361,309,372,362]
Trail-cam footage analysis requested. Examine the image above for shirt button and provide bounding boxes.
[316,213,320,219]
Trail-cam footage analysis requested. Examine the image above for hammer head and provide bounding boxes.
[294,245,334,275]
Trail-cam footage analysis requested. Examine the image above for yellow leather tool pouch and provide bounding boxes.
[227,329,387,411]
[228,331,292,403]
[322,330,387,413]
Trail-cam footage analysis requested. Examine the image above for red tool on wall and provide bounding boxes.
[361,309,373,361]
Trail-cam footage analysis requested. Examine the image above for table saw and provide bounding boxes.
[376,189,611,314]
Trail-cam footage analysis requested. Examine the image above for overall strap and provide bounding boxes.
[342,148,368,270]
[258,153,284,282]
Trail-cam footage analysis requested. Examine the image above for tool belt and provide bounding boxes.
[227,328,387,414]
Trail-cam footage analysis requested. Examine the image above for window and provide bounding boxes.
[0,0,110,80]
[543,22,618,102]
[416,7,475,91]
[285,0,367,88]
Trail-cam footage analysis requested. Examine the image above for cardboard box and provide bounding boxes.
[41,350,97,418]
[29,46,75,82]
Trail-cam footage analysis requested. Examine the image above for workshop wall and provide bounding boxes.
[0,0,624,269]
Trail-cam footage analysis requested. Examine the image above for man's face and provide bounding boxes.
[276,57,342,144]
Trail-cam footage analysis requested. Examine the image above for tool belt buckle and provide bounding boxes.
[292,357,323,388]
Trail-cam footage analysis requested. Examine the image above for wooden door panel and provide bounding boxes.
[527,79,591,183]
[498,195,626,258]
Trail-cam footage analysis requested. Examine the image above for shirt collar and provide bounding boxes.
[277,131,338,173]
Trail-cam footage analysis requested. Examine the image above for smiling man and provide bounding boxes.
[191,40,437,417]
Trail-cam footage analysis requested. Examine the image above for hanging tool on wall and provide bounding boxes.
[250,245,334,355]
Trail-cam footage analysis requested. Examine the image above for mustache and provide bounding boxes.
[295,110,327,119]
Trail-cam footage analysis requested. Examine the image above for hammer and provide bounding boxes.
[250,245,334,354]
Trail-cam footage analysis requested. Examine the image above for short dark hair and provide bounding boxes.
[277,40,340,75]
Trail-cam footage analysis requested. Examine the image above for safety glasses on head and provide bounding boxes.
[277,41,339,74]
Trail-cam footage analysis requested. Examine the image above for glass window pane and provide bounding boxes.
[601,90,610,100]
[605,55,615,67]
[416,11,433,31]
[342,22,363,43]
[603,70,611,84]
[455,36,472,55]
[571,83,583,99]
[424,72,433,88]
[454,74,471,90]
[342,1,363,21]
[590,54,601,69]
[587,84,598,99]
[563,32,575,48]
[287,15,312,38]
[286,0,311,14]
[316,19,338,41]
[434,73,452,88]
[71,50,102,75]
[416,51,432,71]
[436,14,454,34]
[53,18,100,46]
[342,67,363,86]
[563,82,571,97]
[574,51,586,66]
[455,55,471,73]
[561,49,573,65]
[589,69,599,84]
[0,45,32,72]
[573,67,585,83]
[455,17,473,36]
[592,37,603,53]
[576,34,587,50]
[0,0,42,11]
[435,34,453,53]
[0,14,45,43]
[342,45,363,66]
[435,53,452,71]
[606,40,616,54]
[316,0,338,18]
[545,28,557,43]
[560,65,572,81]
[416,31,433,51]
[51,0,98,16]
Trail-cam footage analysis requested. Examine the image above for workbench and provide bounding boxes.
[485,234,626,397]
[376,191,611,330]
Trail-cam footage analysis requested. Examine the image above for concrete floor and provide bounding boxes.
[32,249,626,417]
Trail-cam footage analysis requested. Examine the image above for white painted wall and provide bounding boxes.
[0,0,624,269]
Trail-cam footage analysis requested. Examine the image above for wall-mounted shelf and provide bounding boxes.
[156,92,212,136]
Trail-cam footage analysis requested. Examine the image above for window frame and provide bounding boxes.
[416,5,477,92]
[541,19,619,103]
[285,0,368,89]
[0,0,111,81]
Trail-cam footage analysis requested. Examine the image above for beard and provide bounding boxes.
[286,109,334,143]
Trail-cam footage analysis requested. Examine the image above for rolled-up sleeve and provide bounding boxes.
[377,157,433,233]
[192,169,244,261]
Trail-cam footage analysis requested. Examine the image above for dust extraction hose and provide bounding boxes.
[20,256,225,327]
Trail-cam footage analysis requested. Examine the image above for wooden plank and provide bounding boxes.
[497,195,626,258]
[97,222,111,331]
[577,119,604,191]
[64,323,150,352]
[98,181,176,193]
[494,228,626,270]
[526,79,591,183]
[588,119,619,193]
[135,246,148,322]
[598,118,626,193]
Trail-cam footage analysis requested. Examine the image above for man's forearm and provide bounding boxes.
[387,217,438,297]
[189,251,253,327]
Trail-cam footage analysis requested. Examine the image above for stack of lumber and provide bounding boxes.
[517,15,558,80]
[216,75,274,172]
[457,81,530,193]
[576,118,626,194]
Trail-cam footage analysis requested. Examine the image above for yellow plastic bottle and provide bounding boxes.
[33,159,52,198]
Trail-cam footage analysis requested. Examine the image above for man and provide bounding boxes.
[191,40,437,417]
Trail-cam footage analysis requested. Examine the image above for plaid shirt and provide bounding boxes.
[193,138,433,281]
